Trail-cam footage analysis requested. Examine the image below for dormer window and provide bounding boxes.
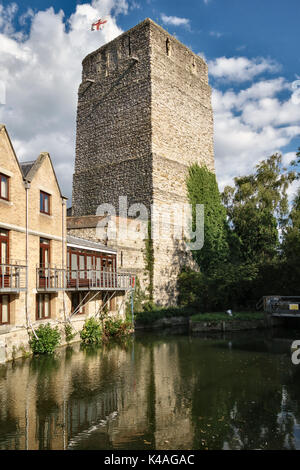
[0,173,9,200]
[40,191,50,215]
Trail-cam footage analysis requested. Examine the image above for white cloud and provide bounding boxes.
[212,77,300,192]
[160,13,190,28]
[197,51,207,62]
[0,1,127,200]
[208,56,280,82]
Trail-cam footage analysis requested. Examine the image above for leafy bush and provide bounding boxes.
[80,318,102,345]
[30,323,61,355]
[103,317,131,338]
[64,323,77,343]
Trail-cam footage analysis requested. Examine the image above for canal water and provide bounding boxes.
[1,327,300,450]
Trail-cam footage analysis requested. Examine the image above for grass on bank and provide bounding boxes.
[190,311,264,322]
[134,307,264,324]
[135,306,197,324]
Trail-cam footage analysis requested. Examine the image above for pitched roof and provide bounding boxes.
[67,235,116,254]
[22,152,67,200]
[20,161,35,178]
[0,124,25,178]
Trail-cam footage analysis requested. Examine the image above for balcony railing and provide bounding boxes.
[37,266,66,291]
[0,263,27,292]
[37,267,133,292]
[67,269,133,291]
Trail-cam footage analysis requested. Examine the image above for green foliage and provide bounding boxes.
[103,317,131,338]
[179,150,300,313]
[80,318,102,345]
[177,264,258,312]
[222,153,295,264]
[30,323,61,355]
[135,306,197,325]
[186,164,229,274]
[64,323,77,343]
[190,312,264,322]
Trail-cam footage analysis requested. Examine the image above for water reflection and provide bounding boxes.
[1,329,300,450]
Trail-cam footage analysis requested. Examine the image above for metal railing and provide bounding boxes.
[36,266,133,291]
[0,263,27,292]
[36,266,66,291]
[66,269,133,291]
[257,295,300,315]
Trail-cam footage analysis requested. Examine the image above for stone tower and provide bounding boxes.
[72,18,215,305]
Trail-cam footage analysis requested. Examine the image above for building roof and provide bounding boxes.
[21,153,67,200]
[67,235,116,254]
[20,161,35,178]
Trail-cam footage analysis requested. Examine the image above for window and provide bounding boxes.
[0,295,10,324]
[71,292,85,315]
[0,229,9,265]
[36,294,51,320]
[40,191,50,214]
[40,238,50,268]
[0,173,9,200]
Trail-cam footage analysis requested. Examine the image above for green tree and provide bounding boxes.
[282,188,300,261]
[222,153,295,264]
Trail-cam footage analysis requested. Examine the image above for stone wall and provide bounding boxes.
[73,20,153,216]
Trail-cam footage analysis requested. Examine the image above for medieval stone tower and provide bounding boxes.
[71,18,215,305]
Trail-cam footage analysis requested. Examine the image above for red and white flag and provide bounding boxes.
[91,17,108,31]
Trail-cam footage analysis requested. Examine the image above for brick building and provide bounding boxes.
[0,125,132,363]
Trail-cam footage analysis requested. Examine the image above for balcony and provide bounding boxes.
[37,267,133,292]
[0,263,27,293]
[66,269,133,291]
[36,266,66,291]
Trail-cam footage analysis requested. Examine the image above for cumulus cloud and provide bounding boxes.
[208,56,280,82]
[212,77,300,193]
[160,13,190,28]
[0,0,127,200]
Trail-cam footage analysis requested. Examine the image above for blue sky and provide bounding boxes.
[0,0,299,202]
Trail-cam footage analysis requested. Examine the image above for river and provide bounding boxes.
[1,327,300,450]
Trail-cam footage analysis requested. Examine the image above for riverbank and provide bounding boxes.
[134,308,268,332]
[189,311,267,333]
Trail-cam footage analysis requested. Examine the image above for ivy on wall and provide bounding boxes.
[186,163,229,275]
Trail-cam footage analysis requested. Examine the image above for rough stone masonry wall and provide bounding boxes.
[72,20,153,216]
[149,21,214,305]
